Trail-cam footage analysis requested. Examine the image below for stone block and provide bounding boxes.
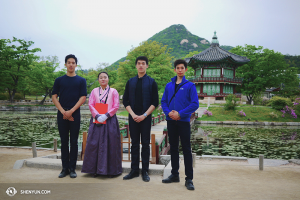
[13,159,25,169]
[159,155,171,166]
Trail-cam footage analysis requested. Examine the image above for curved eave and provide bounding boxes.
[188,57,249,69]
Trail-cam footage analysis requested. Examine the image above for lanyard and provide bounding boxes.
[99,86,110,104]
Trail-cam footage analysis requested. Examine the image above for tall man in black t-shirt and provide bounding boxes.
[52,54,87,178]
[123,56,159,182]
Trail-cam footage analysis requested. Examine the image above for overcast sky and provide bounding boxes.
[1,0,299,70]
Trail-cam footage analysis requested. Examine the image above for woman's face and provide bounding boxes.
[98,73,109,87]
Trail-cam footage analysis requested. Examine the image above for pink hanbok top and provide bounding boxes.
[89,85,119,118]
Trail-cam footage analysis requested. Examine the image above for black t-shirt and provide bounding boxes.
[175,83,179,92]
[52,75,87,109]
[123,77,159,113]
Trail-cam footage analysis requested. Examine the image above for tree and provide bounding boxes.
[230,45,288,103]
[273,67,300,99]
[0,37,41,102]
[113,41,175,95]
[29,56,64,105]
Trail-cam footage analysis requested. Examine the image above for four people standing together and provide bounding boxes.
[52,54,198,190]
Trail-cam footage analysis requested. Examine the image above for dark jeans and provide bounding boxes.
[129,113,152,173]
[57,110,81,170]
[167,120,193,180]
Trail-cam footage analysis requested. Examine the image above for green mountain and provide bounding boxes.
[108,24,234,70]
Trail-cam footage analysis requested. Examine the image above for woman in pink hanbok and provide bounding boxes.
[82,72,122,177]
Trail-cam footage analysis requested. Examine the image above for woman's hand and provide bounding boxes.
[97,114,108,123]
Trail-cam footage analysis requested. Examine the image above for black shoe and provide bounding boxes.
[69,169,77,178]
[123,170,139,180]
[162,174,180,183]
[185,179,195,190]
[58,169,69,178]
[142,171,150,182]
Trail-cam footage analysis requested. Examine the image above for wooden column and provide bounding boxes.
[81,131,87,161]
[53,139,57,152]
[151,134,156,164]
[220,84,223,94]
[200,84,203,93]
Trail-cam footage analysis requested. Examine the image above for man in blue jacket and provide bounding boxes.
[161,59,199,190]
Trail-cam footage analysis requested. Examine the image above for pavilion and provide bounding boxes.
[185,31,250,103]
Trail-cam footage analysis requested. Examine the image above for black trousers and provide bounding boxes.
[167,120,193,180]
[57,110,81,170]
[129,113,152,173]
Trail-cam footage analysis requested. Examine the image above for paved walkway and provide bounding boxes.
[1,148,300,200]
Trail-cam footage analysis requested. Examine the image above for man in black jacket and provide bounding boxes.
[122,56,159,182]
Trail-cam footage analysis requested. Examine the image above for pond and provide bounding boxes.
[0,111,126,149]
[187,124,300,160]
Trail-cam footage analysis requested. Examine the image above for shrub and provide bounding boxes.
[0,93,9,100]
[261,97,269,106]
[269,96,292,110]
[281,106,297,119]
[253,93,262,105]
[13,93,23,100]
[203,110,212,117]
[269,112,279,119]
[237,110,246,117]
[224,94,239,110]
[293,98,300,117]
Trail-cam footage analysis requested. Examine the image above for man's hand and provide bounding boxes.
[63,110,74,121]
[169,110,181,121]
[63,110,73,118]
[134,115,146,123]
[63,116,74,121]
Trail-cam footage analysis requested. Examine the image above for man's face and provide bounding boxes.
[174,64,187,77]
[136,60,148,74]
[65,58,77,73]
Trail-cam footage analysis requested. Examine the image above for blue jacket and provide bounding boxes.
[161,76,199,122]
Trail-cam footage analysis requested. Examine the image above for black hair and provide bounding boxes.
[98,72,109,79]
[135,56,148,65]
[65,54,78,64]
[174,59,187,69]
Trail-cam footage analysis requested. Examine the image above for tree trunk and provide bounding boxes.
[39,93,48,105]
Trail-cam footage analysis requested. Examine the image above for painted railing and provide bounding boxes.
[198,93,241,98]
[187,76,242,84]
[81,112,195,164]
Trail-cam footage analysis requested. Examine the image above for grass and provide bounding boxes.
[199,106,300,122]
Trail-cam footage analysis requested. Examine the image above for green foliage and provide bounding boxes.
[199,106,300,122]
[182,50,201,77]
[269,112,279,119]
[230,45,289,103]
[13,93,23,100]
[113,40,175,94]
[273,67,300,98]
[29,56,62,104]
[252,92,262,105]
[224,94,239,110]
[268,96,292,110]
[284,55,300,73]
[0,37,41,102]
[0,93,9,100]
